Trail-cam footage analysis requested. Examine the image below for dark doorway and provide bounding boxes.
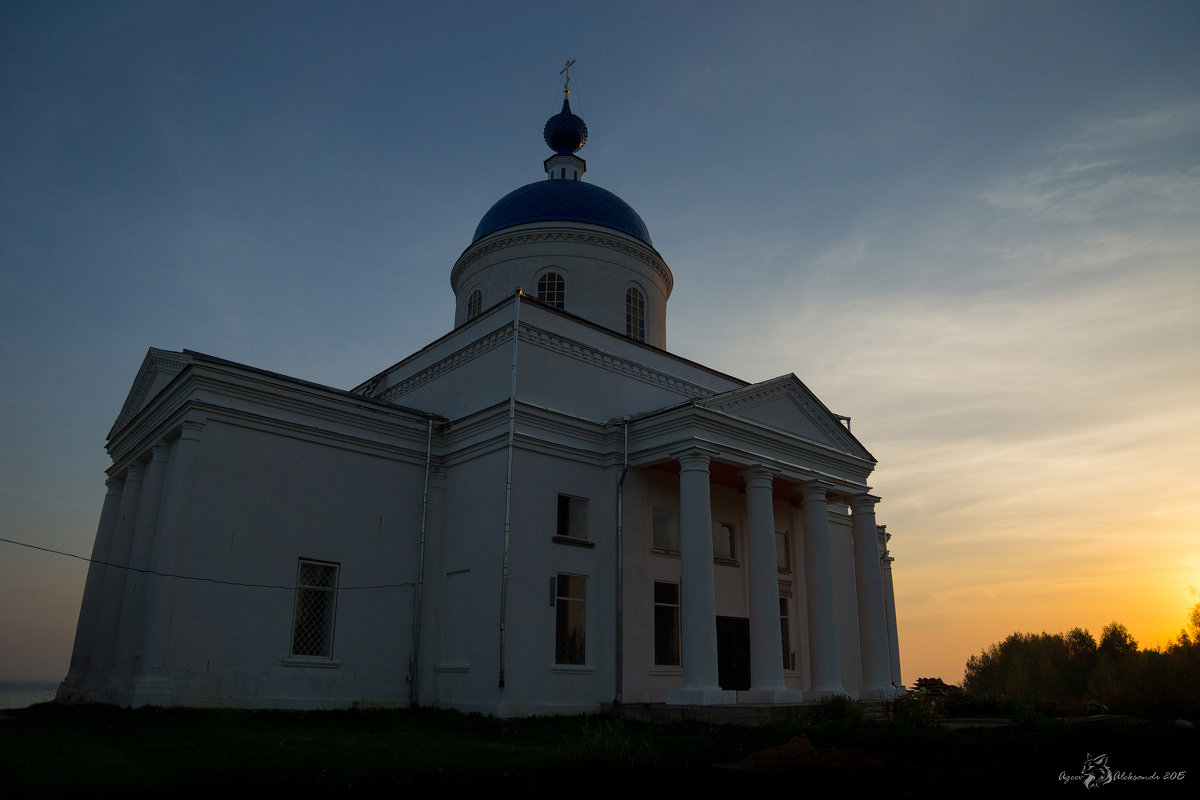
[716,616,751,691]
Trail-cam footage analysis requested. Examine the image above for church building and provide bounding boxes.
[59,78,903,714]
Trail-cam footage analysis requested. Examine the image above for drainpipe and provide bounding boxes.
[498,290,522,691]
[614,416,629,706]
[408,417,435,706]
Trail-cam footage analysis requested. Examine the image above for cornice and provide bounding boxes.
[516,325,716,400]
[110,350,194,438]
[701,378,873,462]
[450,227,674,294]
[373,325,512,403]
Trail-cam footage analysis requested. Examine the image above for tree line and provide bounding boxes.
[959,602,1200,716]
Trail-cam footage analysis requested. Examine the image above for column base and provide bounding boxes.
[857,685,899,701]
[666,688,738,706]
[739,688,806,704]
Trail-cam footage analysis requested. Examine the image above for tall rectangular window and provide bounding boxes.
[652,508,679,552]
[653,581,680,666]
[556,494,589,539]
[780,596,792,670]
[775,530,791,572]
[291,559,339,658]
[555,574,586,665]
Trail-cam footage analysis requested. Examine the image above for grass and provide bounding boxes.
[2,702,1196,797]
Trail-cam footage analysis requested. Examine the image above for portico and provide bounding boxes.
[622,374,902,706]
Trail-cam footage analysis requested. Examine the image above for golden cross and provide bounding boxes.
[560,58,576,98]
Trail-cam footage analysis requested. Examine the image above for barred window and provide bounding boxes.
[625,287,646,342]
[555,574,586,665]
[466,289,483,321]
[537,272,565,309]
[654,581,680,666]
[290,559,339,658]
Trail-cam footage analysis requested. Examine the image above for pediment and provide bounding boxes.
[108,348,194,439]
[697,374,874,461]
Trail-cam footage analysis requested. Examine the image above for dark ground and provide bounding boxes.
[1,703,1194,798]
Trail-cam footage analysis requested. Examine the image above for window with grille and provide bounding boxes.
[537,272,565,309]
[625,287,646,342]
[466,289,483,320]
[653,581,680,666]
[554,573,586,665]
[290,559,339,658]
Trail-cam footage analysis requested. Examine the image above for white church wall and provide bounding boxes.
[488,447,617,713]
[156,417,428,708]
[432,445,510,712]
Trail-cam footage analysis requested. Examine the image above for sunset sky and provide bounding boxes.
[2,1,1197,685]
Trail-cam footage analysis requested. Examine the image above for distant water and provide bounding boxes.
[0,680,59,709]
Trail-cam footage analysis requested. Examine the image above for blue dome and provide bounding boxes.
[472,180,653,246]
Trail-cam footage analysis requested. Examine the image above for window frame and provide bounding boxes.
[652,508,680,554]
[536,271,566,310]
[653,581,681,666]
[554,573,587,665]
[289,558,340,660]
[625,286,646,342]
[775,529,792,573]
[466,288,483,321]
[712,520,738,564]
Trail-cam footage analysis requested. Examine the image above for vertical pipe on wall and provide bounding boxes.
[613,416,629,706]
[498,290,522,691]
[408,417,435,706]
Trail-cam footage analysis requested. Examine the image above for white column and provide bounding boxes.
[131,421,204,705]
[881,530,902,691]
[112,443,171,700]
[851,494,892,699]
[740,467,804,703]
[88,461,145,700]
[802,482,843,697]
[58,476,125,698]
[666,449,735,705]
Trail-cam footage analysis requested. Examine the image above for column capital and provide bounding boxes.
[178,420,205,441]
[124,461,146,482]
[149,443,172,461]
[671,446,720,471]
[850,493,881,512]
[800,481,834,501]
[738,464,780,489]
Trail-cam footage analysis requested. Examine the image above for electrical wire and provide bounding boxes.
[0,537,415,592]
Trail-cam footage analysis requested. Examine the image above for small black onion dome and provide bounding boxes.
[543,97,588,154]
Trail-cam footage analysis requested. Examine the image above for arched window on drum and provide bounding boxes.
[466,289,483,321]
[625,287,646,342]
[537,272,565,310]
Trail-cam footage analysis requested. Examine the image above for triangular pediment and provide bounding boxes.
[697,374,874,461]
[108,348,194,440]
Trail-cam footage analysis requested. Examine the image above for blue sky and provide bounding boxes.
[2,1,1198,683]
